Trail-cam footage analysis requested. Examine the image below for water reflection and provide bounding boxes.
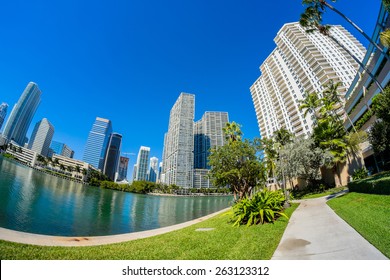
[0,157,232,236]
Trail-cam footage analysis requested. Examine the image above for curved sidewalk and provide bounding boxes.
[0,208,229,247]
[272,193,388,260]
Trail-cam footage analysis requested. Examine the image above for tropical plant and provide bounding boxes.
[352,167,369,180]
[222,121,242,144]
[209,122,266,201]
[227,189,288,227]
[380,28,390,48]
[299,91,320,119]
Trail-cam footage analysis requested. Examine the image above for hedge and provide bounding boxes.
[348,171,390,195]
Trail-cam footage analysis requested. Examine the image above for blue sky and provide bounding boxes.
[0,0,382,170]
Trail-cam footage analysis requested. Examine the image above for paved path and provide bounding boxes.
[272,193,388,260]
[0,208,229,247]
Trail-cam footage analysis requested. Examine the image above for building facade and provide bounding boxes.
[103,132,122,181]
[49,140,74,158]
[344,3,390,173]
[2,82,41,145]
[28,118,55,157]
[149,157,159,183]
[0,102,8,131]
[161,93,195,188]
[250,22,366,139]
[134,146,150,181]
[6,142,37,166]
[193,111,229,188]
[117,156,129,181]
[83,117,112,170]
[52,154,96,182]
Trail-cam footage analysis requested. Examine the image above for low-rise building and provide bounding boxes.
[6,142,37,166]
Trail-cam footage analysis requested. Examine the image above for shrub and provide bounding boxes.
[352,167,369,180]
[348,171,390,195]
[227,189,288,227]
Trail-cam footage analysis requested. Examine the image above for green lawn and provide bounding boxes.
[0,204,297,260]
[327,192,390,258]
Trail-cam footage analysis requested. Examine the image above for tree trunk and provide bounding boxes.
[334,163,343,187]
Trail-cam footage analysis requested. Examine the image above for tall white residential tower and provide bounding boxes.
[161,93,195,188]
[250,22,366,139]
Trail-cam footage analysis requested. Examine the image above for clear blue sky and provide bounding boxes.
[0,0,382,169]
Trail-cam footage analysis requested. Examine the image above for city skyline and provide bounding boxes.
[0,1,381,167]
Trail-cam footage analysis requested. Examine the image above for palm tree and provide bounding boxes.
[299,91,320,119]
[380,28,390,48]
[313,117,348,186]
[274,127,293,146]
[223,121,243,144]
[302,0,390,60]
[300,7,385,92]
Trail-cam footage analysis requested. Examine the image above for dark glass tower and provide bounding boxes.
[83,117,112,170]
[2,82,41,145]
[103,133,122,181]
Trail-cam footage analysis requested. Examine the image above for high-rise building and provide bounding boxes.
[0,102,8,131]
[194,111,229,169]
[28,118,54,157]
[49,140,74,158]
[161,93,195,188]
[149,157,159,182]
[134,146,150,181]
[193,111,229,188]
[250,22,366,139]
[117,156,129,181]
[83,117,112,170]
[103,132,122,181]
[2,82,41,145]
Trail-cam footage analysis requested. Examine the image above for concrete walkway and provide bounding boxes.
[0,208,229,247]
[272,192,388,260]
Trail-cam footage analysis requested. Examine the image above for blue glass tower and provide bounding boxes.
[0,102,8,131]
[103,132,122,181]
[2,82,41,145]
[83,117,112,170]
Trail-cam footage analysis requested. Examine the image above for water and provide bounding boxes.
[0,156,232,236]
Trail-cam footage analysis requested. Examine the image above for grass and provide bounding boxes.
[327,192,390,258]
[0,204,298,260]
[293,186,347,199]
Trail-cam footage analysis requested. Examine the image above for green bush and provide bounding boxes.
[227,189,288,227]
[352,167,369,180]
[348,171,390,195]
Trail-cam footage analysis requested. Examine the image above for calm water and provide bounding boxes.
[0,156,232,236]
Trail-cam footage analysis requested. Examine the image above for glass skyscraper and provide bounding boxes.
[49,140,74,158]
[103,132,122,181]
[193,111,229,188]
[28,118,55,157]
[83,117,112,170]
[117,156,129,181]
[148,157,159,182]
[194,111,229,169]
[0,102,8,131]
[2,82,41,145]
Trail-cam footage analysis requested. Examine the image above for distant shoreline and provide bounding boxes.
[148,192,233,197]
